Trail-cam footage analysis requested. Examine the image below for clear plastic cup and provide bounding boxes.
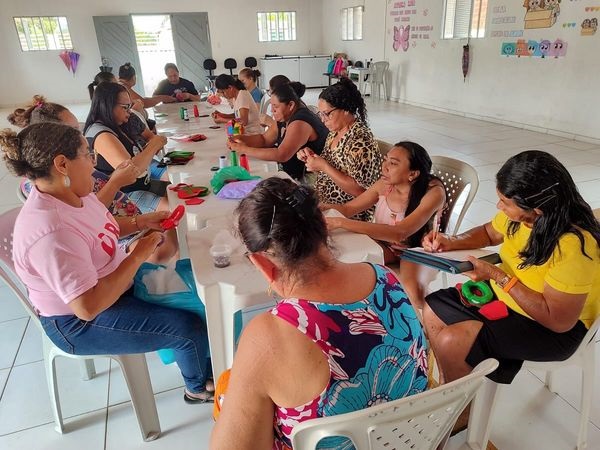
[210,244,232,268]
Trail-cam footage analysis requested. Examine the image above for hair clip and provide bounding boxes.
[35,101,44,108]
[285,186,309,213]
[523,182,559,201]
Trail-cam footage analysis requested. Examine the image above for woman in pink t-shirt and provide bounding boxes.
[0,123,213,404]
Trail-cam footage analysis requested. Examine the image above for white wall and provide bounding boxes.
[322,0,600,141]
[0,0,323,106]
[321,0,386,64]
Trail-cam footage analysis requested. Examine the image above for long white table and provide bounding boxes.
[154,101,384,378]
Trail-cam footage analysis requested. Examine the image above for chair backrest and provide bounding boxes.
[260,95,271,115]
[0,207,43,330]
[244,57,257,68]
[291,359,499,450]
[430,155,480,235]
[371,61,389,84]
[224,58,237,75]
[203,58,216,73]
[376,139,394,156]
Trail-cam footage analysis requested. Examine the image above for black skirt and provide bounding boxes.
[425,287,588,384]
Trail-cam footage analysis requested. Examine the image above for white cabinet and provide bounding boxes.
[259,56,330,88]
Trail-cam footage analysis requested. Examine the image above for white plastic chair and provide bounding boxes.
[466,317,600,450]
[376,139,394,156]
[307,104,319,115]
[430,156,480,289]
[0,207,161,441]
[259,94,271,115]
[291,358,499,450]
[365,61,390,101]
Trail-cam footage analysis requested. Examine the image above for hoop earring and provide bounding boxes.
[64,175,71,188]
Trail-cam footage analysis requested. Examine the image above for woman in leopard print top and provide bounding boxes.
[297,78,382,221]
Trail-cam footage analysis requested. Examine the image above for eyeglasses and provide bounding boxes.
[317,108,338,119]
[117,103,133,112]
[87,149,98,165]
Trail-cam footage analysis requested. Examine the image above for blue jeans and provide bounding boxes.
[40,291,211,393]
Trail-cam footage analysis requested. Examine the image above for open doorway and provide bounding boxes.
[131,15,176,96]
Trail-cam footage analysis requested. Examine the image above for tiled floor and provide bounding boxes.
[1,92,600,449]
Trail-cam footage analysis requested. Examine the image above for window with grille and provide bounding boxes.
[14,16,73,51]
[341,6,364,41]
[442,0,488,39]
[257,12,296,42]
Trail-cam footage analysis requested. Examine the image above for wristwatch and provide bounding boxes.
[496,274,511,289]
[130,215,140,231]
[496,273,518,293]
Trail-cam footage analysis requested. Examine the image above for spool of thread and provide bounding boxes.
[183,108,189,121]
[179,106,185,119]
[226,120,235,136]
[239,153,250,172]
[193,104,199,117]
[230,150,238,167]
[219,155,227,169]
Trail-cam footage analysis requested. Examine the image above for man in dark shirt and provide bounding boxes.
[153,63,201,101]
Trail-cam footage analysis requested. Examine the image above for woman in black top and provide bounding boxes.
[83,82,169,209]
[228,82,328,180]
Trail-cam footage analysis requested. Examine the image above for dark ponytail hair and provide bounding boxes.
[84,82,129,138]
[239,68,261,82]
[496,150,600,268]
[319,77,368,123]
[88,71,116,100]
[215,74,245,91]
[269,75,290,92]
[271,82,307,108]
[236,178,329,279]
[119,62,136,80]
[7,95,68,129]
[394,141,441,247]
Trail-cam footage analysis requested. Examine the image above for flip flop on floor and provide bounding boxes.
[184,390,214,404]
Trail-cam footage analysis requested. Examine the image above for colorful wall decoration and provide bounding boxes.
[501,38,568,57]
[581,17,598,34]
[523,0,561,29]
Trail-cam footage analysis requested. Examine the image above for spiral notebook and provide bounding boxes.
[400,248,501,274]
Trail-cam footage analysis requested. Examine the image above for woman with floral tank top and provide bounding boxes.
[210,178,427,450]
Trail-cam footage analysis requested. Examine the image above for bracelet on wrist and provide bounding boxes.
[130,215,140,231]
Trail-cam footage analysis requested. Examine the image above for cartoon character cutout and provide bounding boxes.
[501,42,516,56]
[539,39,552,58]
[528,40,542,57]
[548,39,567,57]
[524,0,544,11]
[545,0,560,18]
[581,18,598,35]
[515,39,531,57]
[393,25,410,52]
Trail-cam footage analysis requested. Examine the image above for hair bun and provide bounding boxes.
[0,128,20,162]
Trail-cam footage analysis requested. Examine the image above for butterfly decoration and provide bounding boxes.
[393,25,410,52]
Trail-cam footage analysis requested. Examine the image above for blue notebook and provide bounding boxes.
[400,248,501,274]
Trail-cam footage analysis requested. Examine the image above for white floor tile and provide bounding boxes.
[0,319,27,370]
[0,358,110,435]
[0,285,28,324]
[105,388,214,450]
[0,409,106,449]
[107,352,184,406]
[13,320,43,366]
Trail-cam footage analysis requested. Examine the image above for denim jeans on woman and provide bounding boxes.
[40,291,211,394]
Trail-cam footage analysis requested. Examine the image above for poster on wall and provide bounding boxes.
[490,5,524,37]
[387,0,436,50]
[523,0,561,29]
[501,38,567,57]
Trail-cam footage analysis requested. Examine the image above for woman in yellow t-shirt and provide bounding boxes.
[422,150,600,385]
